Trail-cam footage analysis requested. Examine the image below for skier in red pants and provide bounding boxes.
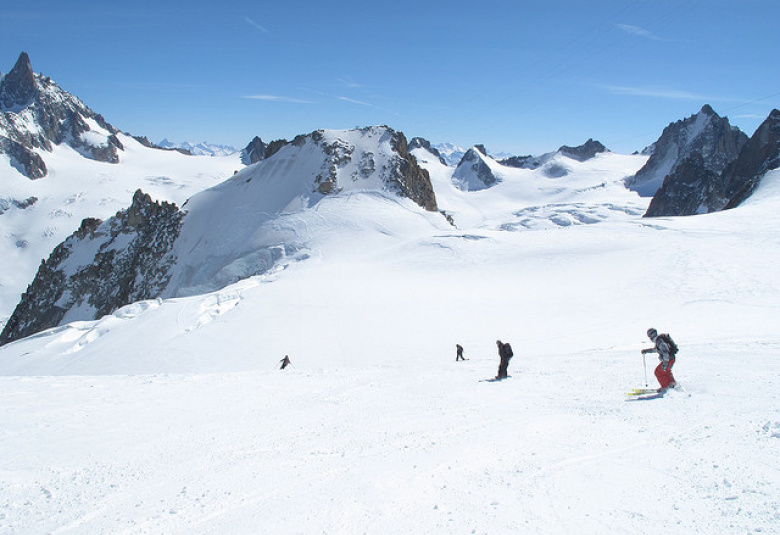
[641,328,678,392]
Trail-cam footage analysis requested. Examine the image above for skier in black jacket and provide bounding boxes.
[495,340,513,379]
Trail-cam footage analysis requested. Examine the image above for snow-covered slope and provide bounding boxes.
[1,161,778,533]
[415,143,648,230]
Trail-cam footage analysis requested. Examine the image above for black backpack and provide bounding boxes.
[504,343,514,358]
[658,334,678,356]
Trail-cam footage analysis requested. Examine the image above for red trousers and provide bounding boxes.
[654,358,676,388]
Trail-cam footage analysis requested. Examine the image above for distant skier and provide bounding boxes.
[279,355,291,370]
[495,340,513,379]
[456,344,467,361]
[641,328,678,391]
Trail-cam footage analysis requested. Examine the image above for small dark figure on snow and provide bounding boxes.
[495,340,513,379]
[456,344,467,361]
[641,328,678,391]
[279,355,291,370]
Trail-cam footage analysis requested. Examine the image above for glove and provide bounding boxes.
[661,362,669,371]
[641,348,652,355]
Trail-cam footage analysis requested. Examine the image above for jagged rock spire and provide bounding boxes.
[0,52,37,109]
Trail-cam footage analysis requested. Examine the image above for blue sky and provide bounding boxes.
[1,0,777,155]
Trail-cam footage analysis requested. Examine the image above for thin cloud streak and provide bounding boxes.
[337,96,376,107]
[336,77,362,89]
[242,95,314,104]
[616,24,665,42]
[601,84,742,103]
[244,16,269,34]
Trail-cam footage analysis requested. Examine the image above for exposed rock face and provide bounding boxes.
[644,154,721,216]
[499,140,605,172]
[559,139,608,161]
[0,52,124,179]
[629,105,747,199]
[644,108,779,217]
[0,52,37,109]
[723,109,780,209]
[0,191,183,345]
[500,154,537,169]
[241,136,267,165]
[408,136,447,166]
[452,147,500,190]
[389,131,438,211]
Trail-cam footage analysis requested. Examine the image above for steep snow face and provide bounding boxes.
[155,126,442,297]
[0,127,445,341]
[627,105,747,197]
[0,135,241,323]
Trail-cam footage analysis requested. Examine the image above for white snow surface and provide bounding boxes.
[1,139,779,534]
[0,134,242,321]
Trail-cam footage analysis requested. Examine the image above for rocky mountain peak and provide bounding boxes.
[558,139,608,161]
[645,108,779,216]
[408,136,447,166]
[452,146,499,191]
[0,52,125,180]
[0,52,37,110]
[699,104,717,117]
[628,105,748,198]
[242,136,267,165]
[722,109,780,209]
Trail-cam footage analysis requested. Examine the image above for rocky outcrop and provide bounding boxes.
[0,191,183,345]
[241,136,267,165]
[408,136,447,166]
[559,139,608,161]
[644,154,721,216]
[0,52,124,179]
[500,154,537,169]
[499,140,605,172]
[0,52,37,109]
[723,109,780,209]
[452,146,500,190]
[644,108,779,216]
[629,105,747,200]
[390,131,438,211]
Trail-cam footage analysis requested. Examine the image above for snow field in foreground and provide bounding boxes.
[1,189,779,534]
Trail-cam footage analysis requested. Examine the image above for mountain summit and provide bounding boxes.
[627,105,747,199]
[0,52,37,110]
[0,52,125,179]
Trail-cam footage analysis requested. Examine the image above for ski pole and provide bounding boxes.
[642,352,648,387]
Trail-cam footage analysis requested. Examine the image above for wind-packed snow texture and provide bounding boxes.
[0,139,779,534]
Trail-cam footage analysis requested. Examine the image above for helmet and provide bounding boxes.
[647,328,658,339]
